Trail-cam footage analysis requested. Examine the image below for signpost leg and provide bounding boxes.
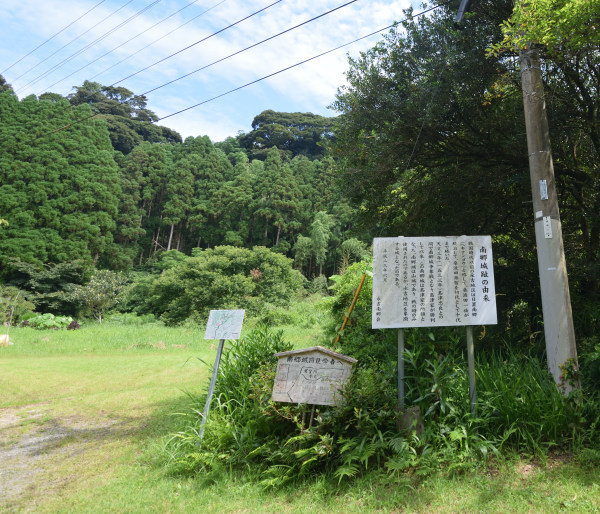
[197,338,225,444]
[466,326,477,416]
[398,328,405,410]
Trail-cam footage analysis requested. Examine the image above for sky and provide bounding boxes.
[0,0,416,142]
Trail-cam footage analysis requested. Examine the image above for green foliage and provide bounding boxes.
[144,246,304,325]
[25,313,73,330]
[238,110,336,160]
[69,269,128,322]
[4,259,92,316]
[67,81,181,154]
[0,285,35,325]
[490,0,600,56]
[166,314,599,488]
[324,260,396,362]
[0,91,127,270]
[165,325,292,475]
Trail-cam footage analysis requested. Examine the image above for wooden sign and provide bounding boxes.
[271,346,357,406]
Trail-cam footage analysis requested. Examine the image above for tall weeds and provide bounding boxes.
[165,326,597,487]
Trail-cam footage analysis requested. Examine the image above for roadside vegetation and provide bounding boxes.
[1,296,599,512]
[1,0,600,511]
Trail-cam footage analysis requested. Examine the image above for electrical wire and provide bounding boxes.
[18,0,164,95]
[0,0,108,76]
[13,0,137,89]
[39,0,203,95]
[87,0,227,83]
[37,2,448,138]
[110,0,283,88]
[140,0,358,96]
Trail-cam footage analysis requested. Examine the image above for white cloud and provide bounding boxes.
[1,0,414,140]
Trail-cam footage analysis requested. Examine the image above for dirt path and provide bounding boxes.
[0,404,139,512]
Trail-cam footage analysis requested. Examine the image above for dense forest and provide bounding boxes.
[1,0,598,349]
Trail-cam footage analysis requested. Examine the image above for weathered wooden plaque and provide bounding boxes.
[271,346,357,406]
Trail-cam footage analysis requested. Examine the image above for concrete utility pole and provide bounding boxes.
[520,47,579,392]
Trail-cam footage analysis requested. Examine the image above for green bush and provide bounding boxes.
[145,246,304,325]
[0,285,35,325]
[323,261,397,362]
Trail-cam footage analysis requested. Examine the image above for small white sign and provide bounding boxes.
[539,180,548,200]
[372,236,497,328]
[543,216,553,239]
[204,310,245,340]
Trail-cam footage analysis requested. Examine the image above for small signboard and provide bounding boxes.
[372,236,497,328]
[204,309,245,340]
[272,346,357,406]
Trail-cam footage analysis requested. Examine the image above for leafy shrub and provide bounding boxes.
[68,269,127,322]
[165,322,591,488]
[67,320,80,330]
[5,259,92,316]
[26,313,73,329]
[323,261,397,362]
[146,246,304,325]
[0,285,35,325]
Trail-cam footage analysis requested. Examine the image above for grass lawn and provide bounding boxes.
[1,320,599,512]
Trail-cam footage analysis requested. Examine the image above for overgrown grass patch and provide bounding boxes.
[1,306,599,512]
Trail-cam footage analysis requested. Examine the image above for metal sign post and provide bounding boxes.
[197,309,245,446]
[466,326,477,416]
[372,236,497,417]
[398,328,405,409]
[198,338,225,442]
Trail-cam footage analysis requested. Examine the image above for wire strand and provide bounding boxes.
[0,0,108,76]
[28,0,163,95]
[14,0,137,90]
[141,0,358,96]
[87,0,227,84]
[36,2,448,139]
[110,0,283,88]
[40,0,203,95]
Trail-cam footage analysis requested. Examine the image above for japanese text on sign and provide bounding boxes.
[372,236,497,328]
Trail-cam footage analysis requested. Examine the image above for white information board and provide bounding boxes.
[372,236,497,328]
[204,310,245,340]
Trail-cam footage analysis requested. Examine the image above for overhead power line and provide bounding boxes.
[19,0,164,95]
[47,0,352,119]
[157,2,449,121]
[13,0,137,89]
[110,0,283,88]
[87,0,228,84]
[0,0,108,76]
[40,0,204,95]
[39,1,446,139]
[140,0,358,96]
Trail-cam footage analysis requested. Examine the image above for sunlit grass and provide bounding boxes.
[1,299,599,512]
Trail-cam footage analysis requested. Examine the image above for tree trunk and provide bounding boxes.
[275,225,281,246]
[167,223,175,251]
[154,225,161,255]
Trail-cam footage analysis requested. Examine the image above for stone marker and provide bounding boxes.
[272,346,357,406]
